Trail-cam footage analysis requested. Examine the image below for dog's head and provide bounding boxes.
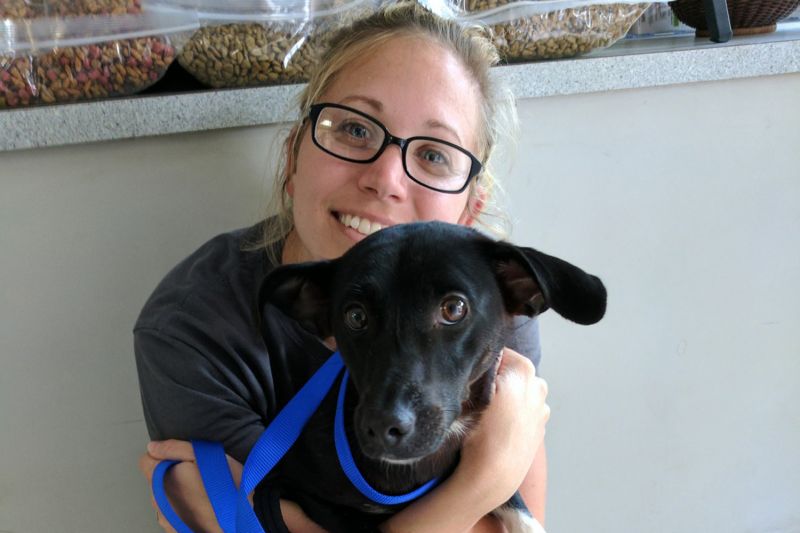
[259,221,606,463]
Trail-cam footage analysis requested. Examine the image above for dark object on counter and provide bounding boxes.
[139,61,209,96]
[670,0,800,37]
[700,0,732,42]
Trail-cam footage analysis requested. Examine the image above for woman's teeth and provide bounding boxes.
[338,213,384,236]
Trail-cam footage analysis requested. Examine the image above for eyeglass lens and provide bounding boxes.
[313,105,473,192]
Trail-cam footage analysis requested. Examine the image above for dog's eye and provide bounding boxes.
[344,304,368,330]
[440,296,468,324]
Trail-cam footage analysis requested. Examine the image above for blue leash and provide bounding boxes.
[152,351,440,532]
[152,441,237,533]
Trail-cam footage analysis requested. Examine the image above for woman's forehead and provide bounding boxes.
[320,35,482,149]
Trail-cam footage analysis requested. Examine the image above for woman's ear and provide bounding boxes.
[458,183,487,226]
[284,124,303,198]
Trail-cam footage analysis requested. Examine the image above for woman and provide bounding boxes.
[135,3,549,531]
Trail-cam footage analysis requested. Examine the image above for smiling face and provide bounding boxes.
[282,34,482,264]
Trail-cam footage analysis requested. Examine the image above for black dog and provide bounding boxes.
[257,221,606,532]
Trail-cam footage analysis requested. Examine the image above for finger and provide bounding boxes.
[147,440,197,462]
[496,350,536,396]
[539,377,549,400]
[156,509,179,533]
[499,347,536,377]
[138,452,160,479]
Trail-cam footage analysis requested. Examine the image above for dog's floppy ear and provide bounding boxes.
[491,242,607,325]
[257,260,337,338]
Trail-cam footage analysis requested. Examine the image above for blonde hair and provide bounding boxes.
[255,2,517,261]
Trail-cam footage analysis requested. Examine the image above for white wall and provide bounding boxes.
[506,74,800,533]
[1,72,798,533]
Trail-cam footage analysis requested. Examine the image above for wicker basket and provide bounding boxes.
[669,0,800,36]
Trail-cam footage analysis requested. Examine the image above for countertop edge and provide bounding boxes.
[497,39,800,99]
[2,37,799,152]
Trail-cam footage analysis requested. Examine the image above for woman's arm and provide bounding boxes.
[141,445,502,533]
[507,316,548,525]
[140,347,549,533]
[521,443,547,525]
[379,347,549,533]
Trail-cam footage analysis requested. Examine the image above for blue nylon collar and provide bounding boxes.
[334,368,441,505]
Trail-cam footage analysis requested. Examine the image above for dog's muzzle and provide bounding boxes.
[355,401,447,461]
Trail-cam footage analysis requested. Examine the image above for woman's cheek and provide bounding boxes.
[428,194,470,225]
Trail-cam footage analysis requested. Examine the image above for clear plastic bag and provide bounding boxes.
[170,0,378,88]
[457,0,658,61]
[0,0,198,108]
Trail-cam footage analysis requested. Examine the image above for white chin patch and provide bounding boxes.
[338,213,384,236]
[379,455,422,466]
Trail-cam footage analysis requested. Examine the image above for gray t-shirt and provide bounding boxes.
[134,221,542,525]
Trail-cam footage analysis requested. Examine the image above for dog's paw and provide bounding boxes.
[492,506,546,533]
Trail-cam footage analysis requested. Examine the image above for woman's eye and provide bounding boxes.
[440,296,468,324]
[344,305,368,330]
[340,121,371,140]
[420,148,448,165]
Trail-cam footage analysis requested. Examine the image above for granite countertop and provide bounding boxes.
[2,21,799,152]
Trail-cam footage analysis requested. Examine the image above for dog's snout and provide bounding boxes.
[362,406,416,451]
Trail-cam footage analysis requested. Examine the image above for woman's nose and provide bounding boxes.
[357,145,408,201]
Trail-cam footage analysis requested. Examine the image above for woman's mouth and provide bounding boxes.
[337,213,386,236]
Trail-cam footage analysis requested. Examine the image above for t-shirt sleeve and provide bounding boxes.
[134,326,269,464]
[505,315,543,371]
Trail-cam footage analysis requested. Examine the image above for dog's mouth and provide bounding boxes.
[335,211,389,236]
[361,436,447,464]
[361,414,472,467]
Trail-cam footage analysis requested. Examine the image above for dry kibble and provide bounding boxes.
[179,3,375,88]
[0,0,142,18]
[0,0,176,108]
[1,38,175,108]
[466,1,650,61]
[178,23,332,87]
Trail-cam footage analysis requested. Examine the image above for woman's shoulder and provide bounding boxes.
[134,221,276,334]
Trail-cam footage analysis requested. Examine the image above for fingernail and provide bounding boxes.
[147,441,157,453]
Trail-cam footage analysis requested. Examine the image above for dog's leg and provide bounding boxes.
[492,492,547,533]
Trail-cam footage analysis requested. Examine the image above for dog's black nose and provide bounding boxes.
[363,407,415,449]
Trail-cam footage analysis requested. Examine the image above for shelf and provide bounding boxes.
[2,21,799,152]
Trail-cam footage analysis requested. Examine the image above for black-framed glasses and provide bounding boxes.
[308,103,482,194]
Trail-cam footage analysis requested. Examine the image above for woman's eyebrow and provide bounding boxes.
[339,95,464,145]
[426,119,463,145]
[340,95,383,112]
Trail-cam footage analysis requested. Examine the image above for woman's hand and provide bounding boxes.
[139,440,329,533]
[138,440,242,533]
[380,347,550,533]
[459,347,550,509]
